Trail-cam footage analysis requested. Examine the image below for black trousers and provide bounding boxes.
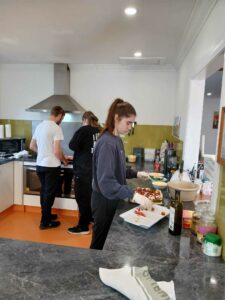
[37,166,61,224]
[90,191,119,250]
[57,170,73,196]
[75,175,92,229]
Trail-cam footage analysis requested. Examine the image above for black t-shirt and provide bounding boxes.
[69,125,99,177]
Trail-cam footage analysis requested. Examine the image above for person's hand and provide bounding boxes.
[132,192,152,210]
[65,155,73,161]
[137,171,150,180]
[63,158,68,166]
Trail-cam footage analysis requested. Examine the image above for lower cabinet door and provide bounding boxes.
[0,162,14,212]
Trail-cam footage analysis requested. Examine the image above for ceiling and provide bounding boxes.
[0,0,216,66]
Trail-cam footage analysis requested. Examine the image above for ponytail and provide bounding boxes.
[101,98,136,136]
[82,111,101,131]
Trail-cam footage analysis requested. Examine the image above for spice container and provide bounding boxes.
[182,210,193,229]
[197,212,217,243]
[202,233,222,257]
[191,201,210,235]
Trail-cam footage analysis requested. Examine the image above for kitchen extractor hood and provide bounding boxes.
[26,64,85,113]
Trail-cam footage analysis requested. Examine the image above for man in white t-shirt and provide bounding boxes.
[29,106,68,229]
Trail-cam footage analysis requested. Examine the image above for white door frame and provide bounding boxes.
[184,52,225,212]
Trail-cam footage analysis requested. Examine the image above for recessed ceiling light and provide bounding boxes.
[124,7,137,16]
[134,51,142,57]
[207,92,212,96]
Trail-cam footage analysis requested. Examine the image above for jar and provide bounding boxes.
[197,213,217,243]
[202,233,222,257]
[191,201,210,235]
[191,210,201,234]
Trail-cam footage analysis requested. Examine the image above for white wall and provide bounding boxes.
[70,65,176,124]
[0,64,53,120]
[175,0,225,169]
[0,64,176,125]
[201,96,220,155]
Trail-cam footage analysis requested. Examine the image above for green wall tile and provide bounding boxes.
[122,125,183,160]
[0,119,32,149]
[0,121,183,160]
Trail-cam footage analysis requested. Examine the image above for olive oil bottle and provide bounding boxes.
[169,190,183,235]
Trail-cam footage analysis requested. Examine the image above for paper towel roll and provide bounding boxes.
[0,125,4,138]
[5,124,12,138]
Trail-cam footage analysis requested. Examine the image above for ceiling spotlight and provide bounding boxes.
[207,92,212,96]
[134,51,142,57]
[125,7,137,16]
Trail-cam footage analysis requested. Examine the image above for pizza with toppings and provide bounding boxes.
[135,187,163,203]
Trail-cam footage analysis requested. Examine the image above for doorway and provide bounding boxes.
[200,68,223,182]
[184,52,225,211]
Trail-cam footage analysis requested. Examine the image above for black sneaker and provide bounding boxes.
[51,214,58,220]
[67,226,90,235]
[40,221,61,230]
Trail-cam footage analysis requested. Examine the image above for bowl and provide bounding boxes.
[167,180,199,201]
[128,155,136,163]
[152,181,167,190]
[149,172,164,178]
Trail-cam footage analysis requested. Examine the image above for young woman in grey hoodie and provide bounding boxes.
[90,98,151,250]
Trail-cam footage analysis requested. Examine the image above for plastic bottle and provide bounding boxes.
[154,155,161,172]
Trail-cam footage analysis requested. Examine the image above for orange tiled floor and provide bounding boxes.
[0,206,92,248]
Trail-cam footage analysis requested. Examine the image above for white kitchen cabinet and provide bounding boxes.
[0,162,14,212]
[14,161,23,205]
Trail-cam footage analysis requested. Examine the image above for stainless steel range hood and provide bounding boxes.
[26,64,85,113]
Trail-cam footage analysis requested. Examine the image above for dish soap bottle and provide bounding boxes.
[169,190,183,235]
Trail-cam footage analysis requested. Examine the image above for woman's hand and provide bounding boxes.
[65,155,73,161]
[137,171,150,180]
[131,192,152,210]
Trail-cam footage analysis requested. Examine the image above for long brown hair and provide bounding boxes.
[82,111,101,130]
[101,98,136,136]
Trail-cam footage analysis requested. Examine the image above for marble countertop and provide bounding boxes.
[0,170,224,299]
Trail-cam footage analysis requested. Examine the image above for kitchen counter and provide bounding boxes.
[0,175,224,299]
[0,155,35,165]
[0,157,14,165]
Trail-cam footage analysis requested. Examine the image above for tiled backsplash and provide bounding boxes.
[0,119,32,149]
[0,121,183,160]
[123,125,183,160]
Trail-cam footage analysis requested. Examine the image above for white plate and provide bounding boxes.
[152,181,168,189]
[120,204,169,229]
[149,172,164,178]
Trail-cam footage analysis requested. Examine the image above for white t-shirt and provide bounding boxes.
[32,120,64,167]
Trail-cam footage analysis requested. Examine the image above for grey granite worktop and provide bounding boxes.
[0,157,14,165]
[0,155,36,165]
[0,166,224,299]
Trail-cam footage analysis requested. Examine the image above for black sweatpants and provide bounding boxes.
[75,175,92,229]
[37,166,61,225]
[90,191,119,250]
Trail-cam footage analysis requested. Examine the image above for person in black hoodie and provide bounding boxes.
[68,111,100,235]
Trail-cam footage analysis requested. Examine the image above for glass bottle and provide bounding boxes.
[169,190,183,235]
[197,212,217,243]
[191,201,210,235]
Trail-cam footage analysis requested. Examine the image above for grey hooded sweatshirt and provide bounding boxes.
[92,131,137,200]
